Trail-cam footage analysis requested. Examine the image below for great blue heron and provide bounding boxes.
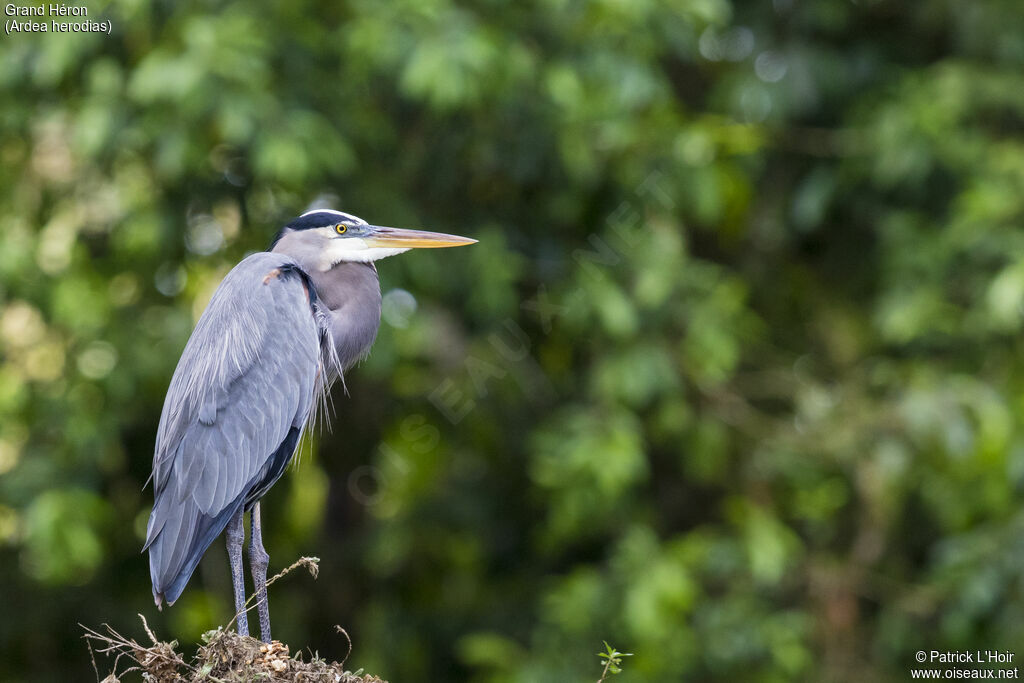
[143,209,475,642]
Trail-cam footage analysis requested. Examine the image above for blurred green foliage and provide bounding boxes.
[2,0,1024,681]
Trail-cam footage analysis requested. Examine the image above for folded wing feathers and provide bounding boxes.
[146,253,326,602]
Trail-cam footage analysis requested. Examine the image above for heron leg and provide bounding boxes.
[249,502,272,643]
[225,507,249,637]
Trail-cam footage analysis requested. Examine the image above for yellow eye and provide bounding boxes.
[335,224,347,234]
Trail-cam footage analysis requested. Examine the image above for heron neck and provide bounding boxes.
[307,261,382,372]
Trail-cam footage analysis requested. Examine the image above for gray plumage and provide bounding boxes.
[275,227,383,374]
[144,209,474,642]
[144,252,328,606]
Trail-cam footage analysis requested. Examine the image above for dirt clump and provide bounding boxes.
[84,618,385,683]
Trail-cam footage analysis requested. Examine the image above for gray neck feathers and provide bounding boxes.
[271,233,382,373]
[308,262,382,372]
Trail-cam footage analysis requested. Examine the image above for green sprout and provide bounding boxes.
[597,641,633,682]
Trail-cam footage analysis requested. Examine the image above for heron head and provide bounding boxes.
[271,209,476,270]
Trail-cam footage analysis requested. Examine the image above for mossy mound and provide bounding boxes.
[85,619,385,683]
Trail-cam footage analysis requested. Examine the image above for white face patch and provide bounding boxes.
[318,232,411,269]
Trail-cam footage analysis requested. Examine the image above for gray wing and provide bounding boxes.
[144,252,323,606]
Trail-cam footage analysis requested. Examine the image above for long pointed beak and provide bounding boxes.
[364,226,477,249]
